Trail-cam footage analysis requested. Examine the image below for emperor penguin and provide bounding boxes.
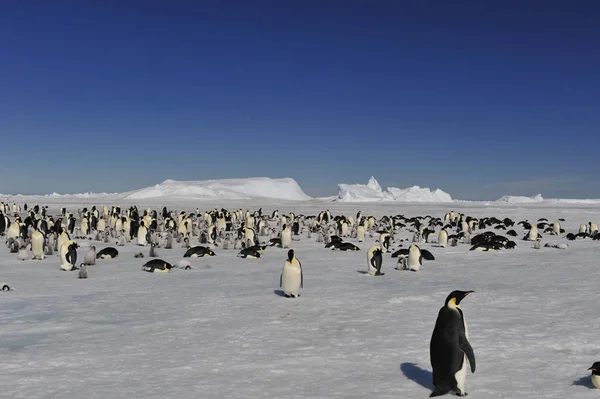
[142,259,172,273]
[357,222,365,242]
[83,246,96,265]
[367,245,384,276]
[438,229,448,248]
[149,242,158,257]
[60,241,78,271]
[78,263,88,279]
[392,244,435,272]
[525,225,539,241]
[280,224,292,249]
[31,229,45,260]
[430,290,476,397]
[57,228,70,254]
[137,221,148,246]
[552,221,561,235]
[280,249,303,298]
[580,223,588,234]
[18,245,29,261]
[378,232,391,253]
[588,362,600,389]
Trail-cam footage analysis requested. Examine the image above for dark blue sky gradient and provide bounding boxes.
[1,1,599,199]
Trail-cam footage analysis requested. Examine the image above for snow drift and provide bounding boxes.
[495,193,600,205]
[337,177,453,203]
[124,177,312,201]
[496,194,545,204]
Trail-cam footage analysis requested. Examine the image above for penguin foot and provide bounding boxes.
[430,388,450,397]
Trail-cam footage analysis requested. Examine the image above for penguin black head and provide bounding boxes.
[2,284,10,291]
[287,249,294,262]
[589,362,600,375]
[445,290,474,307]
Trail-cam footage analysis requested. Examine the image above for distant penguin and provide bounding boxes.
[430,290,476,397]
[137,221,148,246]
[533,239,541,249]
[31,229,45,260]
[60,241,78,271]
[552,221,561,235]
[357,223,365,242]
[96,247,118,259]
[84,246,96,265]
[391,244,434,272]
[142,259,172,273]
[280,249,303,298]
[17,245,29,261]
[580,223,588,234]
[57,228,70,253]
[438,229,448,248]
[588,362,600,389]
[525,225,539,241]
[183,246,216,257]
[367,245,384,276]
[280,224,292,248]
[379,233,391,253]
[2,284,10,291]
[149,243,158,258]
[78,263,88,279]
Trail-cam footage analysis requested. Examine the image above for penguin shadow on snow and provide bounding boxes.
[400,362,434,390]
[572,376,595,389]
[273,289,287,297]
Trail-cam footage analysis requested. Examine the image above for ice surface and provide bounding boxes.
[337,176,453,203]
[124,177,312,201]
[2,197,600,398]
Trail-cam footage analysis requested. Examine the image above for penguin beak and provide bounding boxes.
[589,367,596,371]
[464,291,474,296]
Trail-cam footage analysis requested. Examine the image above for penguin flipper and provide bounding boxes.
[391,248,408,258]
[420,249,435,261]
[279,272,282,288]
[459,335,476,373]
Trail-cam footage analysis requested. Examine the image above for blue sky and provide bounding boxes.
[1,1,599,200]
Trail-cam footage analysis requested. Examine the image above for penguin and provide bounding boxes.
[438,229,448,248]
[78,263,88,279]
[378,232,391,253]
[367,245,384,276]
[60,241,78,271]
[430,290,476,397]
[280,249,303,298]
[149,242,158,258]
[2,284,10,291]
[137,221,148,246]
[96,247,119,259]
[524,225,539,241]
[183,246,216,258]
[237,247,262,259]
[57,227,70,253]
[142,259,172,273]
[31,229,45,260]
[17,245,29,261]
[391,244,434,272]
[280,224,292,248]
[83,246,96,265]
[588,362,600,389]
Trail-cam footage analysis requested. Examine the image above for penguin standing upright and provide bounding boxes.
[31,229,45,260]
[430,290,476,397]
[60,241,78,271]
[379,232,391,253]
[357,222,365,242]
[137,221,148,246]
[78,263,88,279]
[280,249,303,298]
[149,242,158,257]
[367,245,384,276]
[17,245,29,261]
[438,229,448,248]
[280,224,292,248]
[84,246,96,265]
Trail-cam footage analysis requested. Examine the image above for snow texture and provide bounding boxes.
[2,196,600,398]
[124,177,312,201]
[337,176,453,203]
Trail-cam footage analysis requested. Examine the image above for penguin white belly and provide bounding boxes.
[7,224,20,239]
[357,226,365,242]
[281,231,292,248]
[438,231,448,248]
[281,266,301,296]
[31,234,44,260]
[137,227,148,246]
[407,251,421,271]
[454,354,468,394]
[592,374,600,389]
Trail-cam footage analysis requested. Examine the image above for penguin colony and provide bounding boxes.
[2,201,600,396]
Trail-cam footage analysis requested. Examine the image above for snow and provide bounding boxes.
[496,194,545,203]
[123,177,312,201]
[337,176,453,203]
[3,196,600,398]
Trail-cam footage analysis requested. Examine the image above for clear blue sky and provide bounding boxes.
[1,1,599,200]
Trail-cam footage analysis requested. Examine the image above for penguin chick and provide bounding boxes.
[78,263,88,279]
